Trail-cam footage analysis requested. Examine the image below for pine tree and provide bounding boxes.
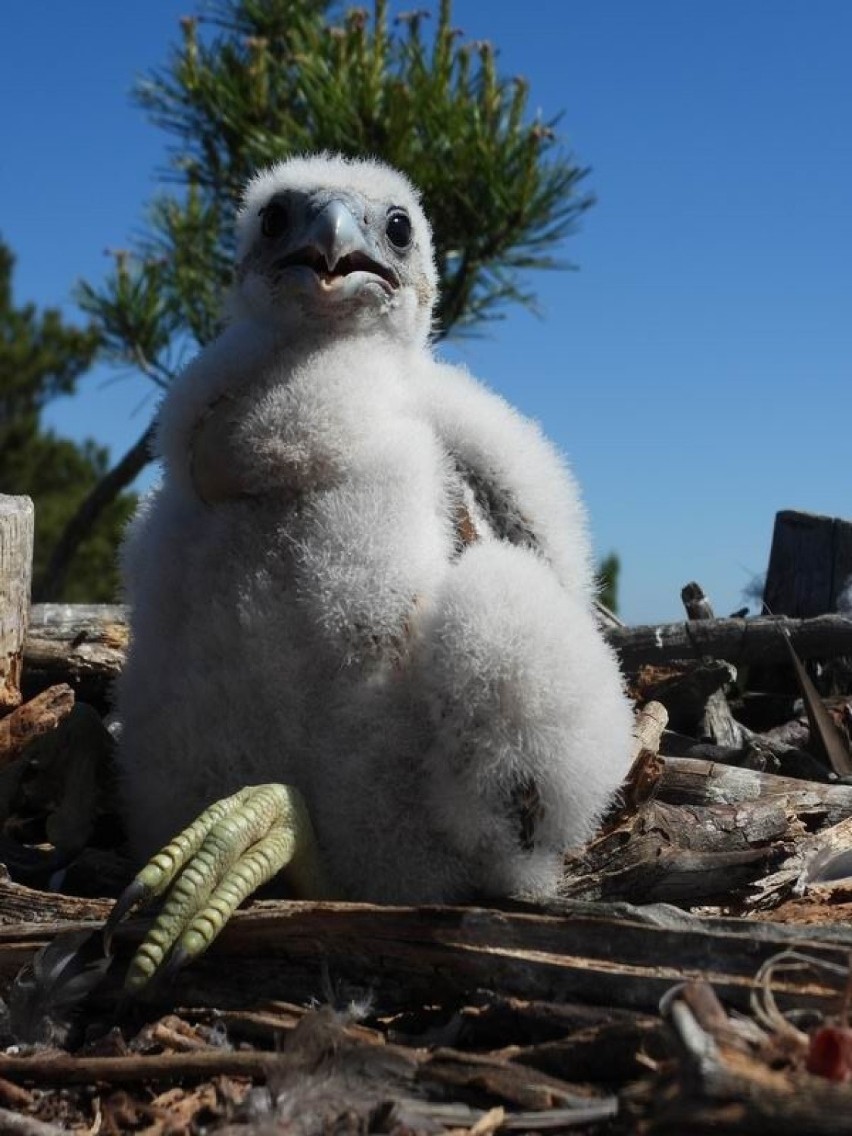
[0,239,136,602]
[596,552,621,615]
[46,0,595,596]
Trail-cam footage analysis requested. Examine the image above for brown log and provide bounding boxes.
[5,879,852,1018]
[0,1041,616,1131]
[570,751,852,907]
[609,613,852,670]
[749,813,852,912]
[511,1016,665,1086]
[0,1047,314,1085]
[654,754,852,825]
[23,603,128,702]
[0,495,34,711]
[20,605,852,696]
[638,659,736,734]
[561,796,799,905]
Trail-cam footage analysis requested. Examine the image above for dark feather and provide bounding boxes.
[453,457,539,550]
[509,777,545,851]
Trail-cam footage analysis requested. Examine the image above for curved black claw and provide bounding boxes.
[158,945,192,986]
[103,878,150,955]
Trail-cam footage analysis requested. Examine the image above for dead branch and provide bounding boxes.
[22,607,852,699]
[561,797,798,905]
[609,613,852,670]
[23,604,127,702]
[652,754,852,830]
[0,685,75,769]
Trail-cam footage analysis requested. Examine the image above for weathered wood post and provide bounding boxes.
[0,495,34,711]
[763,509,852,618]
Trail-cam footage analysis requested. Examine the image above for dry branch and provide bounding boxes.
[22,606,852,698]
[678,581,745,747]
[0,685,75,769]
[654,754,852,825]
[23,604,127,701]
[610,613,852,669]
[561,797,798,905]
[630,699,668,761]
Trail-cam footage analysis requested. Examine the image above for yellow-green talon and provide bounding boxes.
[110,783,331,992]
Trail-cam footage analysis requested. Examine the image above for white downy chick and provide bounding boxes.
[115,153,634,906]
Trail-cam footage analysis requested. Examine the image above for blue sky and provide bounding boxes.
[2,1,850,624]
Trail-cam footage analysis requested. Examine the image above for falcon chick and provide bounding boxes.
[110,154,633,987]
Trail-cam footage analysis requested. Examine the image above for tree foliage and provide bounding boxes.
[80,0,594,362]
[0,240,136,602]
[596,552,620,615]
[59,0,595,597]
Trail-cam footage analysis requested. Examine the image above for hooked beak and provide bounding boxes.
[275,200,398,290]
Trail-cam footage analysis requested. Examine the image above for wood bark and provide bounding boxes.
[609,612,852,670]
[764,508,852,618]
[562,742,852,907]
[0,495,34,711]
[21,605,852,699]
[635,660,734,734]
[0,684,75,769]
[680,581,744,747]
[23,604,127,702]
[4,880,852,1018]
[653,753,852,824]
[561,796,800,905]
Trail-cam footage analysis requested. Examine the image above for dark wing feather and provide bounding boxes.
[451,456,540,554]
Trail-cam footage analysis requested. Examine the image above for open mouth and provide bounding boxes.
[275,248,398,290]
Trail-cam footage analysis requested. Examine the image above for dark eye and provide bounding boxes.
[386,209,412,250]
[260,201,288,239]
